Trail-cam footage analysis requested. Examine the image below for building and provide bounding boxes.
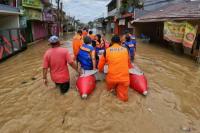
[0,0,27,61]
[132,0,200,57]
[105,0,121,34]
[21,0,48,42]
[105,0,142,35]
[135,0,182,18]
[94,17,104,34]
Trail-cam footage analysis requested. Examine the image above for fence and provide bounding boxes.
[0,28,27,61]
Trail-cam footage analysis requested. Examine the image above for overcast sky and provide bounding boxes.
[62,0,110,23]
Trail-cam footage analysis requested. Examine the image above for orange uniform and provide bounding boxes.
[89,34,96,40]
[82,30,88,37]
[72,34,83,59]
[98,43,130,102]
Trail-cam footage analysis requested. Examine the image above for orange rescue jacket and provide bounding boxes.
[89,34,96,40]
[98,43,130,82]
[82,31,88,37]
[72,34,83,58]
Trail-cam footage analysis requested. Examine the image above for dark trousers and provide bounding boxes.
[55,82,70,94]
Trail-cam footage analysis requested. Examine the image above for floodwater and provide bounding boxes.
[0,34,199,133]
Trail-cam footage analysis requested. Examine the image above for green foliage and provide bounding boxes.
[122,0,144,9]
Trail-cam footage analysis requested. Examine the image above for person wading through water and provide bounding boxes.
[124,35,137,62]
[43,36,80,94]
[98,35,131,102]
[72,30,83,61]
[77,36,96,72]
[94,34,106,67]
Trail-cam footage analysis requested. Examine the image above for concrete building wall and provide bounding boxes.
[117,0,121,9]
[0,15,19,29]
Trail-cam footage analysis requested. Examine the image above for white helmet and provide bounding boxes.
[48,35,59,43]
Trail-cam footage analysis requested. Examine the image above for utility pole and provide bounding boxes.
[56,0,60,36]
[60,2,63,37]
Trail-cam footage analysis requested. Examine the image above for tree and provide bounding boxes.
[88,21,94,28]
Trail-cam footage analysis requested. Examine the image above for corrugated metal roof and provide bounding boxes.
[133,1,200,23]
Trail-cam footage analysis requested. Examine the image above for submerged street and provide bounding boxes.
[0,34,199,133]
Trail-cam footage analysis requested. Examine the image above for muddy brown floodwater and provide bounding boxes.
[0,34,199,133]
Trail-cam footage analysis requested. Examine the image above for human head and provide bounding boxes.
[131,35,136,40]
[111,35,121,44]
[126,35,131,42]
[84,36,92,44]
[96,34,101,42]
[77,30,82,35]
[124,30,129,35]
[48,35,60,47]
[89,31,93,35]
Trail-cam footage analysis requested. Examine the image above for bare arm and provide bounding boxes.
[91,51,96,70]
[98,55,106,72]
[69,62,79,73]
[43,68,48,86]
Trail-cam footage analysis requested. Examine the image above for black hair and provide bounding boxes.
[89,31,93,35]
[111,35,121,43]
[96,34,101,43]
[77,30,82,34]
[84,36,92,44]
[50,42,60,48]
[126,35,131,42]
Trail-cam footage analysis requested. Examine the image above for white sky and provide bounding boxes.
[61,0,110,23]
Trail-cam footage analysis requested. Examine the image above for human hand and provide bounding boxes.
[43,78,48,87]
[78,69,82,76]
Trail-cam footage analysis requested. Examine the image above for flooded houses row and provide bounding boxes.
[97,0,200,62]
[0,0,78,61]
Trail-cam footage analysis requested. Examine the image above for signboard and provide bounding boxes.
[164,21,186,43]
[19,16,27,28]
[119,19,125,26]
[164,21,198,48]
[25,9,42,21]
[22,0,42,9]
[183,23,198,48]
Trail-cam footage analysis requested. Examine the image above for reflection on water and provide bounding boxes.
[0,34,199,133]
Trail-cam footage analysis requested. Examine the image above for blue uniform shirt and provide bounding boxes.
[124,40,136,57]
[77,44,94,70]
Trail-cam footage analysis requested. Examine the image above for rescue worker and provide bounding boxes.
[89,31,96,41]
[82,28,88,37]
[43,36,79,94]
[77,36,96,71]
[72,30,83,60]
[124,35,136,62]
[98,35,130,102]
[89,31,96,47]
[94,34,106,66]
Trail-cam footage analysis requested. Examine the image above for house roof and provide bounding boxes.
[132,1,200,23]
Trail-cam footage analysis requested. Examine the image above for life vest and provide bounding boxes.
[95,40,105,54]
[98,43,130,82]
[89,34,96,40]
[82,31,88,37]
[95,40,106,66]
[124,40,136,56]
[77,44,94,70]
[72,34,83,57]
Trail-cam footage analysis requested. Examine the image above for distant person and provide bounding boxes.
[89,31,96,41]
[77,36,96,71]
[124,35,136,62]
[102,32,110,49]
[82,28,88,37]
[98,35,131,102]
[94,34,106,66]
[72,30,83,60]
[43,36,79,94]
